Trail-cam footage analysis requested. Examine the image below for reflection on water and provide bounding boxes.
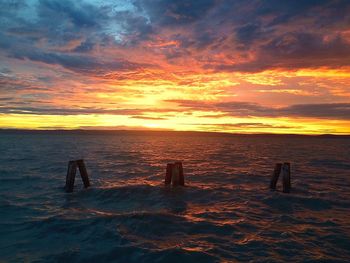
[0,131,350,262]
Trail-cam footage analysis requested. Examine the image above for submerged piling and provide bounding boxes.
[270,163,282,190]
[282,162,291,193]
[270,162,291,193]
[77,159,90,188]
[65,161,77,193]
[65,159,90,193]
[175,161,184,186]
[165,163,173,185]
[165,161,185,186]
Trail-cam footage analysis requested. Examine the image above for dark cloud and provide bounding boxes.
[117,11,154,45]
[0,106,145,116]
[0,0,158,73]
[3,1,104,46]
[73,39,95,53]
[280,103,350,120]
[1,0,350,72]
[265,33,350,60]
[135,0,215,26]
[255,33,350,71]
[167,100,350,120]
[0,33,14,49]
[10,49,147,74]
[212,32,350,72]
[215,101,273,116]
[227,123,292,129]
[0,74,35,92]
[194,122,297,129]
[0,97,13,102]
[138,0,350,71]
[37,0,98,28]
[235,23,263,46]
[0,0,27,16]
[0,105,183,116]
[256,0,330,25]
[0,0,350,72]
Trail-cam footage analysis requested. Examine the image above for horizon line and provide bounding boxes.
[0,128,349,137]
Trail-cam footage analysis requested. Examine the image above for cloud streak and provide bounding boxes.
[168,100,350,120]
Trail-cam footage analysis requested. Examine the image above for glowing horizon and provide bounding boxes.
[1,1,350,134]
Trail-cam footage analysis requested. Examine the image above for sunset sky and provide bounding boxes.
[1,0,350,134]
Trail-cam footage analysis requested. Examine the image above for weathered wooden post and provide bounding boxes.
[65,159,90,193]
[65,161,77,193]
[165,163,173,185]
[171,163,180,186]
[269,162,291,193]
[270,163,282,190]
[77,159,90,188]
[165,162,185,186]
[282,162,291,193]
[175,161,184,186]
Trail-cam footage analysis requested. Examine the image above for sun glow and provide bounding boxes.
[1,67,350,134]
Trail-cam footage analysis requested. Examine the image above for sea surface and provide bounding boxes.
[0,131,350,262]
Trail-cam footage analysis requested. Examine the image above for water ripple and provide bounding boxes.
[0,133,350,262]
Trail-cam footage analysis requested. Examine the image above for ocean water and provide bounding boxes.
[0,131,350,262]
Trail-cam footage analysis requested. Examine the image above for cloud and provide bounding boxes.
[235,23,264,47]
[76,125,172,131]
[130,115,168,120]
[194,122,296,129]
[0,106,145,115]
[0,73,37,92]
[11,49,148,75]
[135,0,215,26]
[168,100,350,120]
[37,0,99,28]
[220,33,350,72]
[72,39,95,53]
[0,0,350,133]
[0,0,157,74]
[279,103,350,119]
[1,0,350,73]
[0,105,182,116]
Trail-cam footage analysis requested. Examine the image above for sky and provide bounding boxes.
[1,0,350,134]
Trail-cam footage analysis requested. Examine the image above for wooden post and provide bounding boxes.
[65,159,90,193]
[175,161,185,186]
[270,163,282,190]
[171,163,180,186]
[165,163,173,185]
[165,162,185,186]
[282,162,291,193]
[65,161,77,193]
[77,159,90,188]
